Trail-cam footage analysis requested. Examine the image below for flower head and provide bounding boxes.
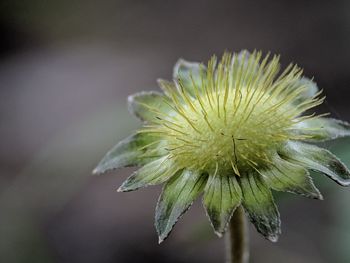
[94,51,350,243]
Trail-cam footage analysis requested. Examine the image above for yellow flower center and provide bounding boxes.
[146,52,323,176]
[164,87,294,175]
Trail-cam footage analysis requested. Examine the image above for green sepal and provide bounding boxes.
[291,118,350,142]
[280,141,350,186]
[259,155,323,199]
[93,133,160,174]
[203,174,242,236]
[155,169,207,243]
[157,79,177,98]
[127,91,174,122]
[294,77,319,104]
[234,50,260,82]
[118,156,179,192]
[173,59,206,97]
[239,173,281,242]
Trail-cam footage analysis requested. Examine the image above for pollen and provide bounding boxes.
[141,51,324,176]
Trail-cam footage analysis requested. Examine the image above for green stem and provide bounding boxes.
[225,206,249,263]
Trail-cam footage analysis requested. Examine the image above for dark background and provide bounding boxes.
[1,1,350,262]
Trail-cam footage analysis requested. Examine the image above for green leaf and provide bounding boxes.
[127,91,174,122]
[259,155,322,199]
[294,77,319,104]
[239,174,281,242]
[93,133,161,174]
[118,156,179,192]
[203,174,242,236]
[280,141,350,186]
[173,59,206,97]
[155,169,207,243]
[291,118,350,142]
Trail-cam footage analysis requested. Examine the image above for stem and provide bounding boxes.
[225,206,249,263]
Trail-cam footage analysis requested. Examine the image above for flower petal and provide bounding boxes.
[155,169,207,243]
[291,118,350,142]
[239,174,281,242]
[203,174,242,236]
[259,155,322,199]
[173,59,206,97]
[118,156,179,192]
[128,91,174,122]
[280,141,350,186]
[93,133,161,174]
[294,77,319,104]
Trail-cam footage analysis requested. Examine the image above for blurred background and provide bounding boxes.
[1,0,350,262]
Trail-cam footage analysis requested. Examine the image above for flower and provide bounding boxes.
[93,51,350,243]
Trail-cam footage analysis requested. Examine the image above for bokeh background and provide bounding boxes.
[1,0,350,262]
